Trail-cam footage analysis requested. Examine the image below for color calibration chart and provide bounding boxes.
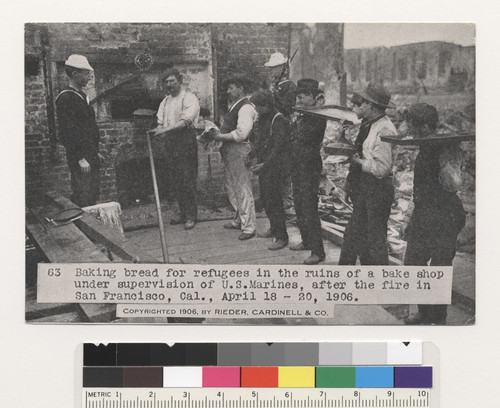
[81,342,439,408]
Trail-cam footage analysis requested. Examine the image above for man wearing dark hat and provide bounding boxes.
[403,103,466,325]
[213,75,257,240]
[289,78,327,265]
[249,90,291,250]
[339,82,397,265]
[56,54,104,207]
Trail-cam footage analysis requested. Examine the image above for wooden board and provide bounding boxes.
[127,218,341,265]
[27,197,122,323]
[25,287,76,320]
[45,191,159,263]
[381,133,475,146]
[293,104,361,125]
[27,207,110,263]
[76,304,117,322]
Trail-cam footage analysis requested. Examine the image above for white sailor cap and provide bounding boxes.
[264,52,288,67]
[65,54,94,71]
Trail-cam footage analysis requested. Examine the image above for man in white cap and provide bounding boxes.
[56,54,103,207]
[263,52,297,236]
[264,52,297,117]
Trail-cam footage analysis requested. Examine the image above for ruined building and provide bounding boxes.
[25,23,343,205]
[345,41,475,94]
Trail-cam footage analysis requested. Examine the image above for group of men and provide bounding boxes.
[56,53,466,323]
[209,53,330,266]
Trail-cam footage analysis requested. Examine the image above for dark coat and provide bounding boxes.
[56,88,100,166]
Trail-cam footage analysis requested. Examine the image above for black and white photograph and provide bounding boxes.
[24,22,475,325]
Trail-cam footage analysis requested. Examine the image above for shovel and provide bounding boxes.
[146,129,169,263]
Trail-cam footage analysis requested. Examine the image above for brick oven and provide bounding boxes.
[25,23,217,205]
[25,23,341,207]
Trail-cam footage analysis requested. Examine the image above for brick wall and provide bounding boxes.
[216,23,289,67]
[25,25,69,202]
[25,23,216,204]
[96,118,229,206]
[25,23,306,206]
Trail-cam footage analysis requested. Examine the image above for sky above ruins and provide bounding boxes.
[344,23,475,49]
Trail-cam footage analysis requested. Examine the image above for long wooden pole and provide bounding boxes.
[146,130,169,263]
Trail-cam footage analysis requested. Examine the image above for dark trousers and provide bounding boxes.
[339,175,394,265]
[69,161,100,207]
[404,201,466,323]
[259,168,288,242]
[165,131,198,221]
[291,164,325,257]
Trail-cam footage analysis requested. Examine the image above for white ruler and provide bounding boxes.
[83,388,432,408]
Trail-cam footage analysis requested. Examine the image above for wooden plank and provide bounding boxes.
[128,228,234,249]
[26,211,114,323]
[293,105,360,125]
[45,191,159,263]
[30,312,82,323]
[25,287,76,321]
[125,218,272,253]
[26,212,72,262]
[175,241,274,263]
[232,249,342,266]
[27,207,109,263]
[28,200,121,323]
[381,133,475,146]
[76,304,117,323]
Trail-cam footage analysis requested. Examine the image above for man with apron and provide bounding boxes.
[213,75,257,240]
[151,69,200,230]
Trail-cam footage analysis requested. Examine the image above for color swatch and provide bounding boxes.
[83,343,431,389]
[84,342,422,367]
[83,366,432,388]
[241,367,278,387]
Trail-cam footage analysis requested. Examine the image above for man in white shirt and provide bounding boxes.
[213,75,257,240]
[151,69,200,230]
[339,83,397,265]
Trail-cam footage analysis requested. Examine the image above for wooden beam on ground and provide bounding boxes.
[25,287,76,321]
[27,207,110,263]
[75,303,117,323]
[26,206,117,322]
[45,191,159,263]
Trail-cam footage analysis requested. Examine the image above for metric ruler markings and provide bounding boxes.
[83,389,430,408]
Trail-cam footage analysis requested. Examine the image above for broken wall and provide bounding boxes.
[289,23,344,105]
[345,41,475,94]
